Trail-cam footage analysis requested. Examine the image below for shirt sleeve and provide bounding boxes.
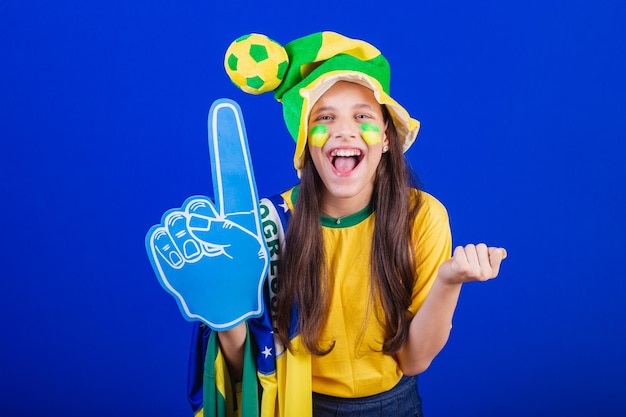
[407,191,453,317]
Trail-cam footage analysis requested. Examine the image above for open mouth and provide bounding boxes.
[330,148,363,174]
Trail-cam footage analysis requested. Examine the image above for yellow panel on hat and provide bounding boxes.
[299,32,382,80]
[319,32,381,61]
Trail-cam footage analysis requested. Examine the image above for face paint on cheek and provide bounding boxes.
[309,125,329,147]
[361,123,382,145]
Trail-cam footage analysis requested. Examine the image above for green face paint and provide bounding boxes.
[309,124,329,147]
[361,123,382,145]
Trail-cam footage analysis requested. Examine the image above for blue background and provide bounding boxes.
[2,1,625,416]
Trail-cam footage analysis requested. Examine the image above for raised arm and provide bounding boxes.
[397,243,507,375]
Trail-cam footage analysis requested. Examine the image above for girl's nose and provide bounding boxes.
[331,119,359,141]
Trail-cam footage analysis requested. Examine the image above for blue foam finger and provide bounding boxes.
[209,99,262,233]
[145,99,270,330]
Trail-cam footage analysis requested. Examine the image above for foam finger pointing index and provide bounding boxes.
[208,99,260,223]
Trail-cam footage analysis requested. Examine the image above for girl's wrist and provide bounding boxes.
[435,274,463,289]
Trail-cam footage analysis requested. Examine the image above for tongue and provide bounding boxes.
[334,156,357,173]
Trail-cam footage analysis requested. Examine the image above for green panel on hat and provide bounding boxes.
[273,32,324,99]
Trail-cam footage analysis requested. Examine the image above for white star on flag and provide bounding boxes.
[262,345,273,358]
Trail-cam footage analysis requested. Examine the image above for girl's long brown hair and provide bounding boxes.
[275,106,421,355]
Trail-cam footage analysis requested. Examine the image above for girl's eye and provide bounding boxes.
[356,114,371,120]
[316,115,333,121]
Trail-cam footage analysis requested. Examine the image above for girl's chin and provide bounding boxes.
[321,181,374,202]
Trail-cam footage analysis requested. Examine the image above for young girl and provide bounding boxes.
[196,31,506,417]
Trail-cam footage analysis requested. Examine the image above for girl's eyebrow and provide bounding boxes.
[312,103,374,114]
[353,103,375,111]
[311,105,336,114]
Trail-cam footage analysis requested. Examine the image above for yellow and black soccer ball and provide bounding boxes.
[224,34,289,94]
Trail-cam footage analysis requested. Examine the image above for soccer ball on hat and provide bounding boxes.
[224,34,289,95]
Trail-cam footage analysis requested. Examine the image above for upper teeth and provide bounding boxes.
[331,149,361,157]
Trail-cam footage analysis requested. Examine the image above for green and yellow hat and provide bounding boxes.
[224,31,420,171]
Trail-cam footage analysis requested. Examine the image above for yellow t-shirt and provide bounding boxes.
[282,187,452,398]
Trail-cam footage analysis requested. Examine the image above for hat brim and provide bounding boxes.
[293,71,420,171]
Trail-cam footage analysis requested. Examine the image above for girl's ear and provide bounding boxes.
[383,122,390,148]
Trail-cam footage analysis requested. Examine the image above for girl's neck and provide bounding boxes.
[319,193,372,219]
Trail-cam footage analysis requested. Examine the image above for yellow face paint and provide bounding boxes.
[309,124,329,147]
[361,123,382,145]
